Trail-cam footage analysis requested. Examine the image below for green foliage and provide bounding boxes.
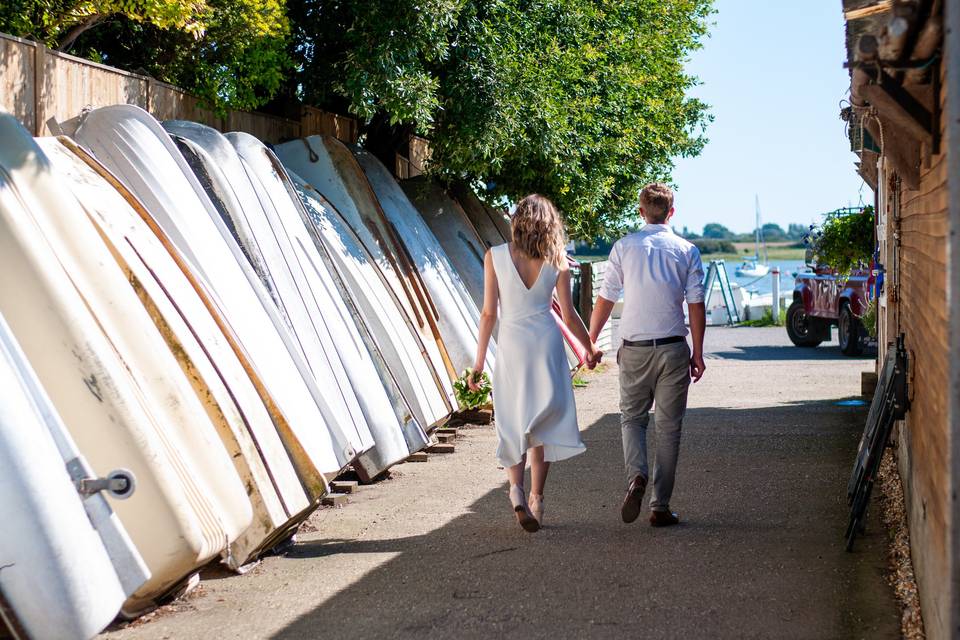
[858,298,878,339]
[702,222,733,239]
[453,368,492,410]
[1,0,290,111]
[805,206,875,275]
[739,309,782,327]
[288,0,713,239]
[0,0,208,49]
[760,222,785,242]
[691,238,735,254]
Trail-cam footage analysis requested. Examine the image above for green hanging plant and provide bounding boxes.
[804,206,875,275]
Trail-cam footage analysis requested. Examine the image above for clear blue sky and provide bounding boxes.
[670,0,871,235]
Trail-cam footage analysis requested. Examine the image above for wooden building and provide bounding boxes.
[841,1,960,637]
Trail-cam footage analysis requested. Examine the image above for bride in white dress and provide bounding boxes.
[469,194,601,532]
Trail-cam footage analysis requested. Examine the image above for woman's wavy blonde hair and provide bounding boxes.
[510,194,567,268]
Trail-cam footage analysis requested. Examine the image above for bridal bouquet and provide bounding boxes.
[453,368,492,410]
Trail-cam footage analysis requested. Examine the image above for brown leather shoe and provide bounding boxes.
[649,510,680,527]
[620,475,648,523]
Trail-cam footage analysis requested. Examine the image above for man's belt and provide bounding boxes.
[622,336,686,347]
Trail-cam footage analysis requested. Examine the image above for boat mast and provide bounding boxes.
[753,195,760,261]
[755,195,767,263]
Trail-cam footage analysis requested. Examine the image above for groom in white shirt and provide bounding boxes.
[589,183,706,527]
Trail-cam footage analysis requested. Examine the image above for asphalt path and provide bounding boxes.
[104,326,898,639]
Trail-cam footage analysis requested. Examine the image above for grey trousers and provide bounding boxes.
[618,340,691,512]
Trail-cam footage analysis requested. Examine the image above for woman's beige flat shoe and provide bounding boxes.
[529,493,544,526]
[509,485,540,532]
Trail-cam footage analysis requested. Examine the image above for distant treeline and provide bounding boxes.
[574,221,808,256]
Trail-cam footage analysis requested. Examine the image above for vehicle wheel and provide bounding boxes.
[786,300,824,347]
[839,302,864,356]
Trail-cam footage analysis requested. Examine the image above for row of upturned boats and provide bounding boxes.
[0,105,585,640]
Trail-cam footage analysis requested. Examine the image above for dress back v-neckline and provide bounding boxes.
[506,243,546,292]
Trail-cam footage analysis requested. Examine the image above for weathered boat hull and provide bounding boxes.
[0,310,149,640]
[277,138,453,428]
[405,178,585,370]
[72,105,350,478]
[228,130,413,478]
[0,115,251,614]
[162,121,373,464]
[289,170,432,453]
[39,135,316,570]
[353,148,494,374]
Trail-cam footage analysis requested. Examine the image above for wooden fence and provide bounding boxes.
[0,31,357,144]
[575,260,613,353]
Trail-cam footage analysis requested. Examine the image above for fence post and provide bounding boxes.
[579,261,594,324]
[771,267,781,324]
[33,41,45,136]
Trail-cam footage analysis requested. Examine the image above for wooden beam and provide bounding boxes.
[864,116,921,189]
[862,70,934,143]
[845,1,892,21]
[857,150,881,190]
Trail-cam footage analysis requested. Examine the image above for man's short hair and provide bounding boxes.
[640,183,674,223]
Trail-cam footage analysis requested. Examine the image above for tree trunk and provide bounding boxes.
[57,14,106,52]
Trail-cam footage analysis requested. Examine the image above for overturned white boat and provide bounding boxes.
[40,135,317,570]
[163,121,375,465]
[72,105,353,478]
[0,310,149,639]
[0,115,251,614]
[287,170,433,451]
[401,177,489,312]
[353,147,493,374]
[277,137,454,428]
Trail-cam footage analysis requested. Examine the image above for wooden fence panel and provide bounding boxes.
[227,109,300,144]
[301,106,358,143]
[1,31,357,146]
[0,35,35,133]
[41,48,147,135]
[149,81,222,129]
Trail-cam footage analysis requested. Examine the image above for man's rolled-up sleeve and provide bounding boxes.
[685,246,706,304]
[598,241,624,302]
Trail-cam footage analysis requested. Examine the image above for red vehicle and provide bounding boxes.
[786,263,871,356]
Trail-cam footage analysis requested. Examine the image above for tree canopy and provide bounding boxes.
[0,0,290,111]
[702,222,732,239]
[288,0,713,238]
[2,0,714,236]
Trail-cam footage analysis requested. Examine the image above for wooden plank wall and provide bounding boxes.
[0,31,356,144]
[0,34,37,133]
[887,57,951,639]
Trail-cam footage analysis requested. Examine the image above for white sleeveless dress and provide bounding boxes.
[491,243,585,467]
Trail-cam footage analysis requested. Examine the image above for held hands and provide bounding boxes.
[690,351,706,382]
[585,344,603,370]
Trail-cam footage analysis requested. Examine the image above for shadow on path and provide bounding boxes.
[710,343,877,362]
[273,399,899,639]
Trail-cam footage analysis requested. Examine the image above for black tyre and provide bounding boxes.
[786,300,824,347]
[839,302,864,356]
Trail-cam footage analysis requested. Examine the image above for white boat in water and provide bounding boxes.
[287,170,432,452]
[353,147,494,374]
[736,196,770,278]
[72,105,352,478]
[277,137,454,428]
[0,311,149,640]
[735,257,770,278]
[40,135,316,570]
[0,115,251,614]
